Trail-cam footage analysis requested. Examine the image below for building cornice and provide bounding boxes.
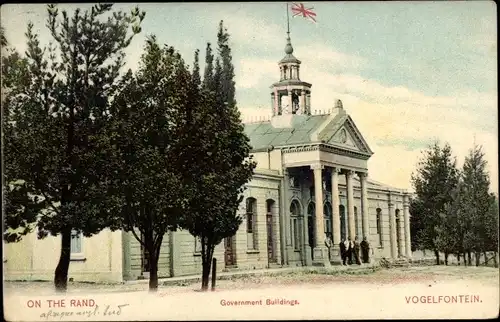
[269,143,372,160]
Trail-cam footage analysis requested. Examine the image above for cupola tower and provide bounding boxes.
[270,31,312,117]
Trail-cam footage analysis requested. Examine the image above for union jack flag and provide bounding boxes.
[291,2,317,23]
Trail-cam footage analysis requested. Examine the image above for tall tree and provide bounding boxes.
[435,180,463,265]
[3,4,144,292]
[179,21,255,291]
[410,142,459,265]
[459,144,492,266]
[107,36,191,292]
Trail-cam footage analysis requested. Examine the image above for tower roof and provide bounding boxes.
[279,34,301,64]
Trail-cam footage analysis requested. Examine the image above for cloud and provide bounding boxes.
[298,44,366,71]
[238,58,498,194]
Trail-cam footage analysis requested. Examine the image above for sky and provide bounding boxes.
[1,2,498,194]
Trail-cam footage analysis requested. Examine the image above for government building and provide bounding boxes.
[3,33,412,283]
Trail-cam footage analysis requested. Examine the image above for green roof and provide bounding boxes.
[244,115,334,150]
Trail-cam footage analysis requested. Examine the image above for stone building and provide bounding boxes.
[3,34,412,283]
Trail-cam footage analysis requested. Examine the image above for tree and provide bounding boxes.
[459,144,493,266]
[435,180,463,265]
[410,142,459,265]
[107,36,191,292]
[3,4,144,292]
[484,194,499,267]
[1,25,7,47]
[178,21,255,291]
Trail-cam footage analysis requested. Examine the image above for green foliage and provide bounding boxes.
[458,145,495,253]
[0,25,7,47]
[3,4,144,291]
[410,142,459,252]
[411,142,498,263]
[178,20,256,290]
[107,36,191,291]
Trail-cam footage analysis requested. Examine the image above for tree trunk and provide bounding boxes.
[475,252,480,267]
[434,249,440,265]
[467,251,472,265]
[484,251,488,265]
[444,252,449,265]
[201,259,211,291]
[456,253,461,266]
[148,249,159,292]
[493,251,498,268]
[147,235,163,292]
[54,228,72,292]
[201,245,214,292]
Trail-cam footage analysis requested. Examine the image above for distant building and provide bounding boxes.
[3,33,411,283]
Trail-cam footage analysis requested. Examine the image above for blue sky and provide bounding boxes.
[2,2,497,193]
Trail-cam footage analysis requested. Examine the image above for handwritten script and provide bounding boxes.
[39,304,129,320]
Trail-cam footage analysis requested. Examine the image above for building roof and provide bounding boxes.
[244,114,331,150]
[244,110,373,156]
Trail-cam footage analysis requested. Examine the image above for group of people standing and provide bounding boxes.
[324,234,371,265]
[339,236,371,265]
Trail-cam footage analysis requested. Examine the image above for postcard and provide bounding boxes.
[2,2,498,321]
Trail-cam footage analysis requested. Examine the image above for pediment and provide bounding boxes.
[319,116,373,155]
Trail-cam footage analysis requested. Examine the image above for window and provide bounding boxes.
[266,200,273,214]
[246,198,257,250]
[290,200,302,251]
[395,209,401,255]
[307,202,315,247]
[293,218,301,251]
[354,206,359,239]
[339,205,346,240]
[194,236,202,254]
[324,202,332,235]
[70,230,82,254]
[376,208,383,247]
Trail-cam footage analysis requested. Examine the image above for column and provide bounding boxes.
[278,93,282,115]
[281,169,291,265]
[300,90,306,114]
[287,90,293,114]
[271,92,277,116]
[311,164,328,265]
[345,170,355,240]
[359,172,369,240]
[398,211,405,257]
[388,193,397,259]
[403,194,412,258]
[331,167,341,248]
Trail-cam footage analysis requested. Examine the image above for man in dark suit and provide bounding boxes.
[354,236,362,265]
[339,238,347,265]
[347,237,353,265]
[361,236,370,263]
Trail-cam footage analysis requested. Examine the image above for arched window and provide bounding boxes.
[266,199,277,261]
[339,205,346,241]
[307,202,315,247]
[290,200,302,251]
[395,209,401,256]
[324,202,332,236]
[246,198,257,250]
[376,208,383,247]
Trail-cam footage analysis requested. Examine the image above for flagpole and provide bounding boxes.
[286,2,290,36]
